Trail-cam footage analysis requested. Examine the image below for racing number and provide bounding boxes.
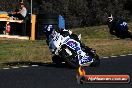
[120,22,127,26]
[68,42,76,49]
[53,35,59,41]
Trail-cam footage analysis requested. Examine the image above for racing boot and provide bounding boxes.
[80,43,95,57]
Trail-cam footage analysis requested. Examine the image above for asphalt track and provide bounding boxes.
[0,55,132,88]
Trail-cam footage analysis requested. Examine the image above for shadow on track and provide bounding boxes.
[2,61,75,69]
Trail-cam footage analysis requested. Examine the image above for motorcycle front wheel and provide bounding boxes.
[59,48,79,69]
[52,55,63,64]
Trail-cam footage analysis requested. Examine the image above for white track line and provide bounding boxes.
[3,68,10,70]
[110,56,117,58]
[120,55,126,57]
[12,66,19,69]
[2,54,132,70]
[102,57,109,59]
[21,66,29,68]
[127,54,132,56]
[31,65,39,67]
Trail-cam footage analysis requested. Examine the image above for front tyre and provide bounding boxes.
[52,55,63,64]
[59,48,79,68]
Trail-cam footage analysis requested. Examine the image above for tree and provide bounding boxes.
[32,0,132,28]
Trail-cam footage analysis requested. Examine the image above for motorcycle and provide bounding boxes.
[108,15,132,39]
[116,20,132,39]
[44,25,100,68]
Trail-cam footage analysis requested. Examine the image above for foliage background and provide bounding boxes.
[33,0,132,28]
[0,0,132,28]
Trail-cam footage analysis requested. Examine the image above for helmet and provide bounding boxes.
[108,14,113,22]
[44,25,54,35]
[62,29,72,35]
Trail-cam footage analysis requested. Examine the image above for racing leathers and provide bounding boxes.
[59,29,94,57]
[108,18,132,39]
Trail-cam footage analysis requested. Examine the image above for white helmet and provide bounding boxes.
[44,25,54,35]
[108,14,113,22]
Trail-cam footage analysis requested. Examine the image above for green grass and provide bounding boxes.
[71,24,132,56]
[0,23,132,67]
[0,39,50,62]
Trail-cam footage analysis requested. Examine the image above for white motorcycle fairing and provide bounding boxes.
[48,31,93,66]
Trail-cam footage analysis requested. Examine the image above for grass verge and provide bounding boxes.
[0,23,132,68]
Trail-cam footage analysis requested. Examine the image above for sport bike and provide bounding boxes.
[45,26,100,68]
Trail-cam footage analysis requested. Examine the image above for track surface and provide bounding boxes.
[0,55,132,88]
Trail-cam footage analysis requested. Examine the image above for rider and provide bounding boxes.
[107,14,132,39]
[58,28,94,54]
[44,25,55,46]
[43,25,94,66]
[44,25,84,50]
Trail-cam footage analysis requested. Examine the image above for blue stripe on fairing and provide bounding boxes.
[63,38,70,43]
